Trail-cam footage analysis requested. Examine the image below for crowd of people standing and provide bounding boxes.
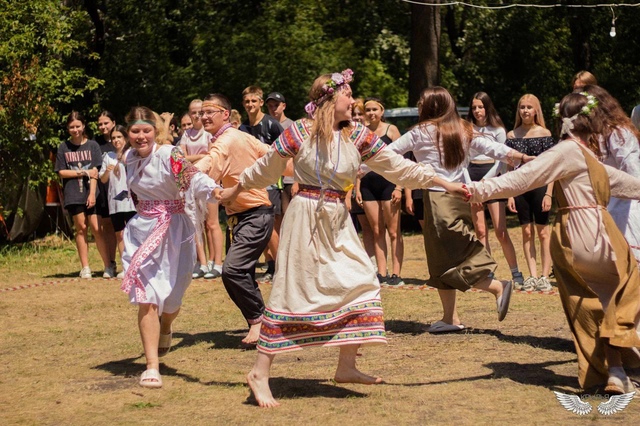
[53,69,640,402]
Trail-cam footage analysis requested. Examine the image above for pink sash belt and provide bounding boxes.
[121,199,185,302]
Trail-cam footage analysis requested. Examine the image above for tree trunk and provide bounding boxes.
[409,1,441,106]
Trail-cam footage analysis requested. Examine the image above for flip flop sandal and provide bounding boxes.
[139,368,163,389]
[496,280,513,322]
[158,331,172,358]
[427,320,466,334]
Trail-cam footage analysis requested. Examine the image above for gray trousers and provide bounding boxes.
[222,206,274,324]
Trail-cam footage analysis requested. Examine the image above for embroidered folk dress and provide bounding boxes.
[238,121,437,353]
[121,144,219,315]
[467,139,640,389]
[599,127,640,263]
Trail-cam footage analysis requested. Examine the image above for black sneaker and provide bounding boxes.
[377,273,389,284]
[387,274,405,286]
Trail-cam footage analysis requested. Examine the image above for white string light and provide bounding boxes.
[399,1,640,37]
[610,6,618,37]
[398,1,640,8]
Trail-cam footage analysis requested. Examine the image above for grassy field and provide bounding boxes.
[1,228,638,425]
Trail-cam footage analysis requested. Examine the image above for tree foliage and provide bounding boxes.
[0,0,102,215]
[3,0,640,224]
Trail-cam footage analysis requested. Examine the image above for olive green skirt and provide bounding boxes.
[422,190,496,291]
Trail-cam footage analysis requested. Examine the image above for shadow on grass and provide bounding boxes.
[171,329,251,351]
[385,319,429,335]
[93,356,245,387]
[242,377,368,405]
[385,321,574,354]
[93,358,369,400]
[401,277,427,286]
[44,271,84,279]
[384,359,576,392]
[468,328,574,354]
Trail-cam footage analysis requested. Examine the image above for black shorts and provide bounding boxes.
[514,186,550,225]
[66,204,96,217]
[95,182,110,217]
[267,188,282,216]
[360,172,395,201]
[412,190,424,220]
[468,163,504,204]
[111,211,137,232]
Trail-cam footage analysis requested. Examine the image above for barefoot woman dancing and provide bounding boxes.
[218,70,454,407]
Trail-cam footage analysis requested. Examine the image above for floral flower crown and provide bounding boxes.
[553,92,598,118]
[304,69,354,118]
[556,92,599,137]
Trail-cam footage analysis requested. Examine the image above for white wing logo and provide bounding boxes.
[597,392,636,416]
[554,392,592,415]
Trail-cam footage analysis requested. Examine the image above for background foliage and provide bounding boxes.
[2,0,640,222]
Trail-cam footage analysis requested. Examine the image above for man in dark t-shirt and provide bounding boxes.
[242,88,284,144]
[241,85,284,282]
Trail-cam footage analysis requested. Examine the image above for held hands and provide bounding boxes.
[522,154,535,163]
[213,183,243,205]
[437,179,471,201]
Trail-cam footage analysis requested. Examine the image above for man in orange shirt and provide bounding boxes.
[196,93,275,346]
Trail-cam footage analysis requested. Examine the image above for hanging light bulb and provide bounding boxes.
[609,6,617,38]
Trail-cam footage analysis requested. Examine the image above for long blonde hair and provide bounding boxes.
[308,74,352,144]
[514,94,546,129]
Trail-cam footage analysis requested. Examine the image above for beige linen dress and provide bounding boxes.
[239,120,437,353]
[468,139,640,389]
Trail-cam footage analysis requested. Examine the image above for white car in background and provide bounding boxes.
[384,106,470,134]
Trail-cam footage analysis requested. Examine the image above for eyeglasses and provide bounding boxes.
[196,109,226,118]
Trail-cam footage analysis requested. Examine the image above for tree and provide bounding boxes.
[0,1,102,218]
[409,0,440,106]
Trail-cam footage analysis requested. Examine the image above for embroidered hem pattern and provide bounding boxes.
[257,300,386,353]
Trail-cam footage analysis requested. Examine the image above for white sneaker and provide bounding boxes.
[535,276,553,292]
[116,271,125,279]
[79,266,92,279]
[521,276,537,291]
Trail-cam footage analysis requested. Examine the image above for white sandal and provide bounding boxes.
[139,368,163,388]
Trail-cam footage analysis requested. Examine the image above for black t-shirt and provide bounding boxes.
[55,140,103,207]
[95,134,116,155]
[242,114,284,145]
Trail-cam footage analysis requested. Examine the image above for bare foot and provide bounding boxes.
[242,323,262,346]
[334,366,383,385]
[247,370,280,408]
